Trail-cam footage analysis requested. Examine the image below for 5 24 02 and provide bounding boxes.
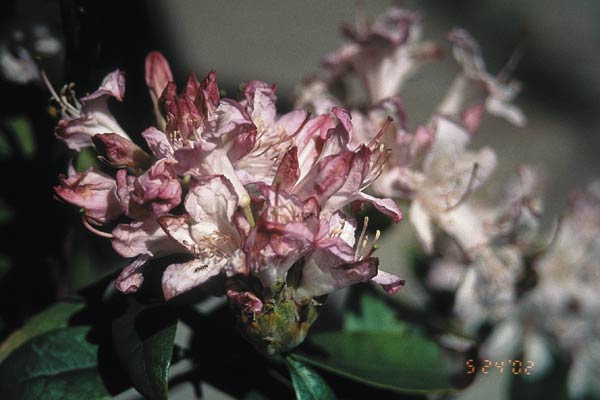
[466,359,534,375]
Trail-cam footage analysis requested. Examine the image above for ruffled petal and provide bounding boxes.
[54,167,121,224]
[184,175,238,235]
[141,127,174,159]
[371,269,405,294]
[112,217,183,258]
[115,255,150,294]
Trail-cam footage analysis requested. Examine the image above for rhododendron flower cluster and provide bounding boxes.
[297,6,527,326]
[48,4,600,385]
[52,51,404,354]
[298,6,600,394]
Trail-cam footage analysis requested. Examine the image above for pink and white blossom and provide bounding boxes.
[49,70,130,151]
[54,166,121,225]
[438,29,526,130]
[52,51,403,314]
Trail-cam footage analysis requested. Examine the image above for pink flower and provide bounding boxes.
[49,70,130,151]
[52,52,405,332]
[54,166,121,225]
[295,213,404,299]
[244,184,320,289]
[406,116,496,254]
[158,175,246,300]
[130,159,182,217]
[145,51,173,129]
[112,217,186,293]
[438,29,526,130]
[92,133,152,172]
[322,7,441,102]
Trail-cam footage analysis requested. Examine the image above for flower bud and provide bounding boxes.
[93,133,152,172]
[229,281,322,355]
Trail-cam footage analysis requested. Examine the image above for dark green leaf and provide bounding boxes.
[344,293,407,333]
[0,253,11,281]
[294,330,458,394]
[0,300,83,363]
[66,235,106,290]
[0,326,110,400]
[243,390,269,400]
[286,356,336,400]
[0,129,12,159]
[112,297,177,400]
[0,197,14,224]
[6,116,35,159]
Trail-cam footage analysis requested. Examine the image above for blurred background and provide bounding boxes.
[0,0,598,399]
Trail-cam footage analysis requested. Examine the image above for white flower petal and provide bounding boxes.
[409,200,434,254]
[162,258,224,300]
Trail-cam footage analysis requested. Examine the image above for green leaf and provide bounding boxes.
[0,326,110,400]
[293,330,458,394]
[75,147,100,171]
[243,390,269,400]
[286,356,336,400]
[112,297,177,400]
[5,116,35,159]
[0,129,13,159]
[0,253,11,281]
[0,197,14,224]
[344,293,407,333]
[0,300,84,363]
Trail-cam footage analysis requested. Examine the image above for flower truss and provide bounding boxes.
[298,6,600,395]
[484,183,600,398]
[297,8,525,328]
[52,51,404,354]
[296,6,528,326]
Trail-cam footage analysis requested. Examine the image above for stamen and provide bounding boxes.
[497,37,526,83]
[527,215,564,256]
[366,230,381,257]
[241,194,256,227]
[250,113,310,159]
[82,215,114,238]
[41,69,63,106]
[362,148,391,189]
[446,162,479,211]
[42,72,82,119]
[355,216,369,260]
[367,117,392,149]
[360,237,369,257]
[60,86,80,115]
